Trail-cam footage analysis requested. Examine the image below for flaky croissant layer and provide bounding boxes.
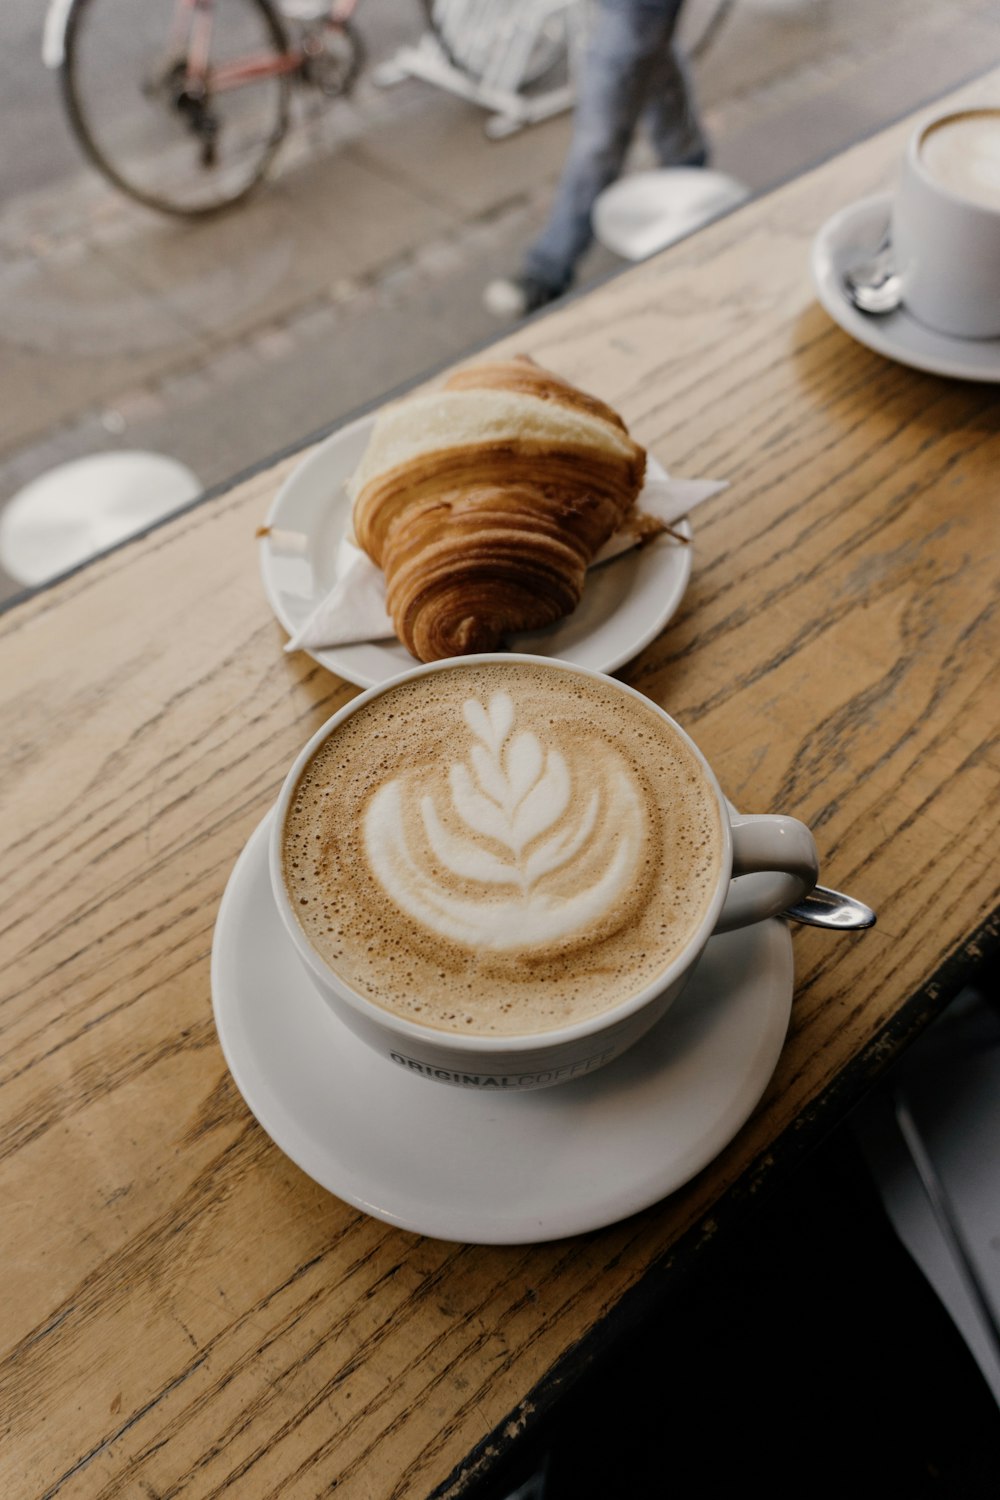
[348,356,646,662]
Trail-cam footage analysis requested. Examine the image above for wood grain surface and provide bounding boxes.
[3,73,999,1500]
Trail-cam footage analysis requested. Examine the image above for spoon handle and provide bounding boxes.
[783,884,876,930]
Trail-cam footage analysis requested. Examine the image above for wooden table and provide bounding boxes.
[4,71,999,1500]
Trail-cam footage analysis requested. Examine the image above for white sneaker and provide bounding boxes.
[483,276,559,319]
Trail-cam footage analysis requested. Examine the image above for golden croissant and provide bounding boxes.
[347,355,647,662]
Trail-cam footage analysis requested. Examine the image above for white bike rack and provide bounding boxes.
[372,0,585,139]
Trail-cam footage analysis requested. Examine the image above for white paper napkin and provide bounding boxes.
[283,468,726,653]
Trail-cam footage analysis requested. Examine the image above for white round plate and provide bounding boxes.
[258,412,693,689]
[211,814,794,1244]
[0,450,201,587]
[811,192,1000,383]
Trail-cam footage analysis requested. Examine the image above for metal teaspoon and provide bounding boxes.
[783,884,876,930]
[843,233,903,315]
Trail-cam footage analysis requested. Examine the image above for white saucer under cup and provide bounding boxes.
[811,193,1000,383]
[211,814,795,1244]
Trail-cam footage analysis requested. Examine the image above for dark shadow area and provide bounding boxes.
[474,1121,1000,1499]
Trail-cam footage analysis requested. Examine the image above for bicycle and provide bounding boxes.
[421,0,736,87]
[402,1,734,139]
[43,0,736,220]
[417,0,572,96]
[43,0,366,218]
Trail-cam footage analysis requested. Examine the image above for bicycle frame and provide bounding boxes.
[43,0,361,91]
[181,0,300,90]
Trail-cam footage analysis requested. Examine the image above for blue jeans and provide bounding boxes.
[523,0,707,294]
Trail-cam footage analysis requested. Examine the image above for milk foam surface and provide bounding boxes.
[282,663,724,1036]
[920,110,1000,211]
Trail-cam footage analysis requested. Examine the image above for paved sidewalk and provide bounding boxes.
[1,0,998,601]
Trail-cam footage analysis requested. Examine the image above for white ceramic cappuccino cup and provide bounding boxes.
[891,106,1000,338]
[269,655,819,1091]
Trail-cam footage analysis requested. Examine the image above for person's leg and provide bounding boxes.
[522,0,687,296]
[642,34,708,167]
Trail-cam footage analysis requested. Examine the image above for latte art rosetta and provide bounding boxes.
[363,693,644,949]
[282,661,724,1035]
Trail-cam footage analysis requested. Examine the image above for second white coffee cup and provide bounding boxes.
[891,105,1000,338]
[269,654,819,1090]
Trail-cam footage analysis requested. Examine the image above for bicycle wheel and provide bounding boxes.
[61,0,293,217]
[420,0,568,89]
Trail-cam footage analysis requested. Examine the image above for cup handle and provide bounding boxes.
[714,813,819,934]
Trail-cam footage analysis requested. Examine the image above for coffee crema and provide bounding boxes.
[920,109,1000,212]
[281,662,724,1036]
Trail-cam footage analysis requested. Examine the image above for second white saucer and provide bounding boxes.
[211,814,794,1245]
[811,192,1000,382]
